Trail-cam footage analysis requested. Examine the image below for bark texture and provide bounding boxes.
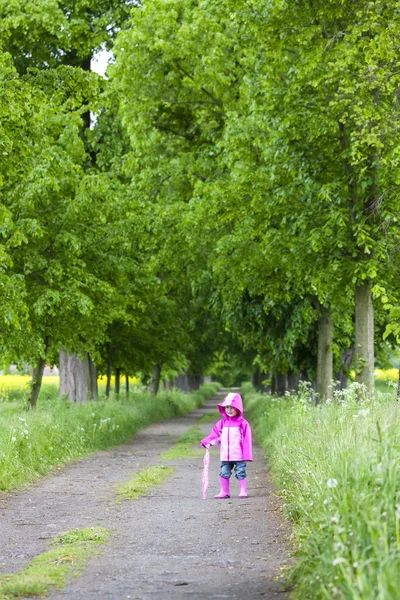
[28,337,50,409]
[252,371,271,392]
[187,374,204,391]
[150,364,161,395]
[354,282,375,396]
[271,373,288,396]
[88,354,98,402]
[287,372,300,393]
[174,372,190,392]
[105,353,112,399]
[115,368,121,397]
[316,306,334,402]
[59,349,97,403]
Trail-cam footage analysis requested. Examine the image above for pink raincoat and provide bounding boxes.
[200,393,253,462]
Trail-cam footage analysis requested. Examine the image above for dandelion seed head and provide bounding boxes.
[334,541,345,552]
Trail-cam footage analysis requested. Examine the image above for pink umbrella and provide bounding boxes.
[202,448,210,499]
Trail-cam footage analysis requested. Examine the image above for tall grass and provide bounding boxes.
[243,382,400,600]
[0,382,219,492]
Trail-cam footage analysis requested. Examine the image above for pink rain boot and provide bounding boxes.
[214,477,230,499]
[238,478,248,498]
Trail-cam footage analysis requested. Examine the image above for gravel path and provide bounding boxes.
[0,390,292,599]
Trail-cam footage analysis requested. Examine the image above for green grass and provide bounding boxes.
[198,411,220,424]
[0,527,109,599]
[115,466,175,501]
[243,382,400,600]
[0,382,220,492]
[375,379,397,399]
[160,426,204,460]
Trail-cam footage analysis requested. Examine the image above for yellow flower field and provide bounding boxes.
[374,368,399,382]
[0,374,140,392]
[0,375,58,391]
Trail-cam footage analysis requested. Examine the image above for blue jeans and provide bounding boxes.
[220,461,247,480]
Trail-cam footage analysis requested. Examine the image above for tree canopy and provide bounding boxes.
[1,0,400,400]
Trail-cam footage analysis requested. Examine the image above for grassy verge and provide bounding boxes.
[0,382,220,492]
[242,381,400,600]
[115,466,175,501]
[160,426,205,460]
[0,527,109,599]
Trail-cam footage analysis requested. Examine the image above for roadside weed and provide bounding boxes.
[198,412,219,424]
[115,466,175,501]
[0,527,109,599]
[244,382,400,599]
[160,426,204,460]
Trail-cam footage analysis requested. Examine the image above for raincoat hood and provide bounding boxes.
[218,392,243,417]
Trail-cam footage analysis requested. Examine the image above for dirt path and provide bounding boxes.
[0,390,292,599]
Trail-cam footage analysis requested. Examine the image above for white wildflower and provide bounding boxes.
[332,557,347,566]
[331,514,339,524]
[327,478,338,488]
[334,541,345,552]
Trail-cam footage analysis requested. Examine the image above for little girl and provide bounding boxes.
[200,392,252,499]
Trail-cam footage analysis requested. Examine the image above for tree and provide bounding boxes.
[113,0,400,399]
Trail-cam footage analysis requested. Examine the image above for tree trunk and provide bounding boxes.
[150,364,161,395]
[105,353,112,399]
[354,281,375,397]
[174,372,190,392]
[125,375,130,398]
[336,347,355,390]
[316,305,334,402]
[28,337,50,409]
[88,353,98,401]
[253,371,270,392]
[187,374,203,391]
[273,372,287,396]
[115,367,121,397]
[252,370,261,389]
[59,349,92,403]
[287,371,300,393]
[163,378,173,390]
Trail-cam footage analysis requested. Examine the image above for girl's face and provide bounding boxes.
[225,405,239,417]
